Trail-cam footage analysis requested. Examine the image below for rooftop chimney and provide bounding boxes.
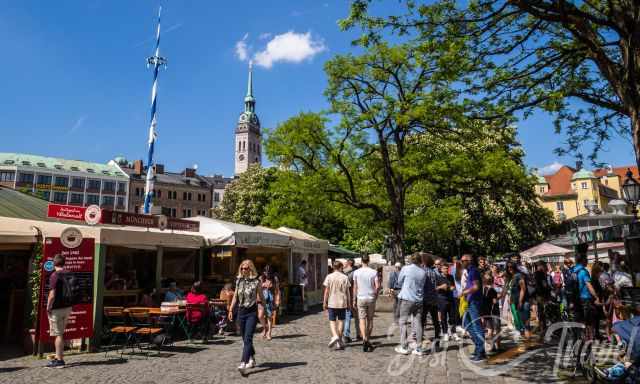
[154,164,165,175]
[184,168,196,178]
[133,160,144,175]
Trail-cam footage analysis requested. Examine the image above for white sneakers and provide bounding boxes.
[328,336,340,348]
[395,346,410,355]
[237,362,246,372]
[442,333,450,342]
[247,358,256,368]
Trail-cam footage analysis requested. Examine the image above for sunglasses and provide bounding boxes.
[240,267,249,271]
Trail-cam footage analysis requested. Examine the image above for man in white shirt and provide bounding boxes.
[323,261,351,350]
[352,254,380,352]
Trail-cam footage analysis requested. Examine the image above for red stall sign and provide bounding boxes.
[38,235,94,342]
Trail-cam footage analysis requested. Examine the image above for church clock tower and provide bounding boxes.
[235,62,262,175]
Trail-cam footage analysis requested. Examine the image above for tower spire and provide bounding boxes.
[247,60,253,98]
[244,61,255,113]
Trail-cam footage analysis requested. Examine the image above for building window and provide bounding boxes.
[187,209,192,217]
[53,192,67,203]
[54,176,68,187]
[173,191,177,199]
[88,179,101,191]
[556,201,564,211]
[103,181,115,192]
[214,192,220,202]
[18,173,34,184]
[102,196,115,207]
[37,174,52,185]
[70,193,84,204]
[188,192,192,201]
[117,182,126,194]
[171,208,177,217]
[157,190,162,198]
[116,196,125,208]
[0,171,15,182]
[183,191,187,200]
[581,182,588,189]
[71,178,85,189]
[134,205,139,213]
[135,187,141,197]
[539,186,545,194]
[86,194,100,205]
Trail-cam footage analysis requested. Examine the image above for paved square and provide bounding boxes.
[0,310,571,384]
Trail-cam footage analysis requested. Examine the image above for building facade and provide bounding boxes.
[113,158,212,218]
[534,164,639,221]
[0,153,129,210]
[204,174,233,208]
[235,63,262,175]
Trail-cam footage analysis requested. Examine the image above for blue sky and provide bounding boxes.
[0,1,635,178]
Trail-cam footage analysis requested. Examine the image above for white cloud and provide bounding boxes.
[69,115,87,133]
[253,31,326,69]
[259,32,272,40]
[539,162,563,175]
[235,33,249,61]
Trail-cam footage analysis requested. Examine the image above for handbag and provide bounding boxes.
[458,295,469,317]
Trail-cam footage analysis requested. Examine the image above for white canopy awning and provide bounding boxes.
[186,217,291,248]
[0,216,205,250]
[276,226,329,251]
[520,242,571,263]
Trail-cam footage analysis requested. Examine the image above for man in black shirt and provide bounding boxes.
[46,255,72,368]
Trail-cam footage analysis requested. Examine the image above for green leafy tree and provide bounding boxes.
[212,164,277,226]
[343,0,640,166]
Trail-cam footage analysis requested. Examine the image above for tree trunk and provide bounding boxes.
[390,217,405,265]
[633,110,640,172]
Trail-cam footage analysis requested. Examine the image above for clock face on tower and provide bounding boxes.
[239,154,245,161]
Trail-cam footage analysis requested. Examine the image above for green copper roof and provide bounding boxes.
[0,186,50,221]
[536,174,547,184]
[571,168,596,180]
[0,153,127,178]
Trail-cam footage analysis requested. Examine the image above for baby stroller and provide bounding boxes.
[586,315,640,383]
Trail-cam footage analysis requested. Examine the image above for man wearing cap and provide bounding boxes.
[388,262,403,324]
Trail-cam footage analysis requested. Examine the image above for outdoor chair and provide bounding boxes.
[128,308,163,357]
[102,307,137,358]
[185,303,211,343]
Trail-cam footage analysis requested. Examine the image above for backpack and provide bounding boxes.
[60,273,82,307]
[526,273,537,297]
[564,268,581,305]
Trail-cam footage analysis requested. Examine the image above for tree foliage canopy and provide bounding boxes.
[342,0,640,165]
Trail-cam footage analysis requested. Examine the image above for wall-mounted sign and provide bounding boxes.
[60,227,83,249]
[84,205,102,226]
[47,203,199,232]
[38,237,94,342]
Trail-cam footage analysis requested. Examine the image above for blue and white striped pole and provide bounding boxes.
[143,6,167,214]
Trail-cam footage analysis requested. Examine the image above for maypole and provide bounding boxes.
[143,6,167,214]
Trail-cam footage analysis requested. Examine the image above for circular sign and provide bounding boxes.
[157,215,168,231]
[84,205,102,226]
[61,227,83,249]
[43,260,55,272]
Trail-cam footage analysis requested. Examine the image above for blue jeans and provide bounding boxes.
[343,309,353,338]
[463,301,485,357]
[238,306,258,363]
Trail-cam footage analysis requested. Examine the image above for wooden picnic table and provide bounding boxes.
[123,307,186,316]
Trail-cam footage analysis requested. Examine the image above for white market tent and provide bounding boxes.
[185,216,291,248]
[520,242,571,264]
[0,216,205,250]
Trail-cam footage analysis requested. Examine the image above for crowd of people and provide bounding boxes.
[321,250,639,364]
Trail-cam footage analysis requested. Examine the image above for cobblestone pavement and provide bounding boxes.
[0,309,578,384]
